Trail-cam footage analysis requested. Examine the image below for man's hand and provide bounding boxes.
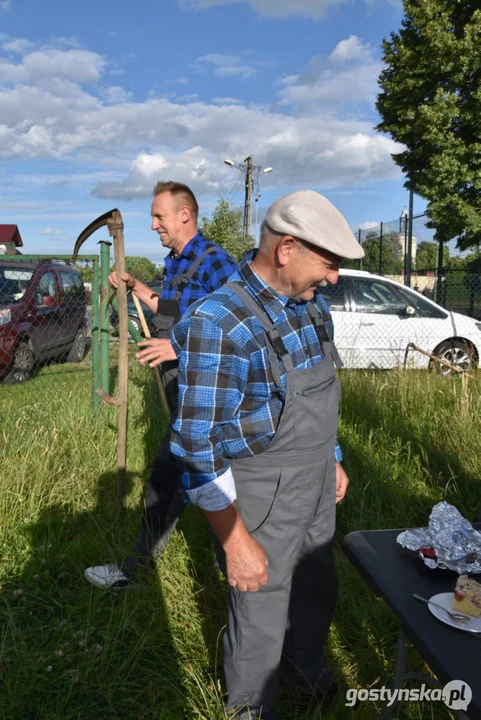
[136,338,177,367]
[107,271,136,290]
[225,533,269,592]
[335,462,349,503]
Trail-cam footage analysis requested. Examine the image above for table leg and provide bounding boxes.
[379,629,409,719]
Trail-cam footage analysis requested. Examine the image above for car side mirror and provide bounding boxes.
[42,295,56,308]
[405,305,416,317]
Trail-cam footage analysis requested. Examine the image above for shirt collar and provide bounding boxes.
[168,231,205,262]
[239,249,307,324]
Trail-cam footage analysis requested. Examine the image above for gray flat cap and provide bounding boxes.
[265,190,364,260]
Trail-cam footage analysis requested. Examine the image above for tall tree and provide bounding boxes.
[200,199,255,262]
[361,231,404,275]
[121,256,157,282]
[377,1,481,250]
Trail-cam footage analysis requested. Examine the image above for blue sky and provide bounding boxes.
[0,0,426,264]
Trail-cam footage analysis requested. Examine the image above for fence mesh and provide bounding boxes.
[0,256,95,397]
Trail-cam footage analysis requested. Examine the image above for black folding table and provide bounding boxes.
[343,526,481,719]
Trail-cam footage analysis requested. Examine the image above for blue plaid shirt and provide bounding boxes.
[171,251,343,511]
[162,231,238,315]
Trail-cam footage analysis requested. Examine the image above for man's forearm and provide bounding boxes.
[205,502,250,550]
[132,279,159,313]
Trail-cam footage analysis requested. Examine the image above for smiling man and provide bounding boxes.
[84,181,238,590]
[170,190,364,719]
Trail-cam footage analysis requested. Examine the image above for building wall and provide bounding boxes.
[0,242,16,255]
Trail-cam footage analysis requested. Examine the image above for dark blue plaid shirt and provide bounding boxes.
[171,251,343,511]
[162,231,238,315]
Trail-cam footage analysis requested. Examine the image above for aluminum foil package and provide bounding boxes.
[397,501,481,574]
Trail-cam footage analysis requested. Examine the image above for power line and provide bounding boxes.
[223,155,273,238]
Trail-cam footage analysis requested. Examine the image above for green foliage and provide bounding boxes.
[115,256,157,282]
[200,198,255,263]
[360,231,404,274]
[377,1,481,249]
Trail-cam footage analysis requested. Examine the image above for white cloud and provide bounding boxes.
[278,36,381,111]
[1,38,33,54]
[103,85,133,105]
[180,0,347,19]
[0,37,402,199]
[179,0,398,19]
[40,228,65,235]
[211,97,242,105]
[195,53,258,80]
[351,220,381,232]
[0,0,12,11]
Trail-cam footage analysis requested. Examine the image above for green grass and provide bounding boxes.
[0,358,480,719]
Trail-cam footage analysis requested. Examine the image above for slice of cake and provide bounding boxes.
[452,575,481,618]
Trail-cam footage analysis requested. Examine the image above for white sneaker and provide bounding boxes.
[84,563,134,590]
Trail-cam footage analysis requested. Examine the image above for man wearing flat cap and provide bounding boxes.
[170,190,364,719]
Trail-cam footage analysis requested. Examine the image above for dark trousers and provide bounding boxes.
[122,431,185,579]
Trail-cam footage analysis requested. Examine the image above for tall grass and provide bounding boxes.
[0,360,480,719]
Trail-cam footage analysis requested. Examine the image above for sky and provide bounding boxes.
[0,0,426,265]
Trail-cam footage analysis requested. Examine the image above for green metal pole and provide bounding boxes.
[91,257,100,419]
[99,241,112,395]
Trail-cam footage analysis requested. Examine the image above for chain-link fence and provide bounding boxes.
[314,214,481,374]
[0,255,98,397]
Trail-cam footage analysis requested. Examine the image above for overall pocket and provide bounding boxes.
[293,375,341,452]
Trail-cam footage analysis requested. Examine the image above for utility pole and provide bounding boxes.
[405,188,414,287]
[244,156,253,240]
[224,156,273,240]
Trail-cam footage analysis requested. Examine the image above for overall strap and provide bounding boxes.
[224,281,294,389]
[306,302,344,369]
[170,245,218,301]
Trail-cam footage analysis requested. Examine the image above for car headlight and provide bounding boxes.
[0,309,11,326]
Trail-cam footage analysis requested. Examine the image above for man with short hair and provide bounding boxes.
[84,181,238,589]
[171,190,364,719]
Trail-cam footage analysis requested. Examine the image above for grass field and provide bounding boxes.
[0,356,480,719]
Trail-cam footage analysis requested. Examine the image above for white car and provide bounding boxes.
[318,270,481,373]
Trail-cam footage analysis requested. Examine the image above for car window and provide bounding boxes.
[59,270,83,298]
[35,271,58,306]
[352,278,406,314]
[316,276,348,311]
[397,287,448,319]
[0,267,34,304]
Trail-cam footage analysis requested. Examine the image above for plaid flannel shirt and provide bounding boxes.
[162,231,238,315]
[171,251,343,512]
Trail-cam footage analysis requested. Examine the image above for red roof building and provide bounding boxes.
[0,225,23,255]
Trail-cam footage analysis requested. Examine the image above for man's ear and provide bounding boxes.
[275,235,296,267]
[180,205,191,224]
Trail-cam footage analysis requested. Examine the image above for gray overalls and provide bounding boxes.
[217,281,343,720]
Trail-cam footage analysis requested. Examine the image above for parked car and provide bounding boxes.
[110,282,162,336]
[318,270,481,374]
[0,260,88,384]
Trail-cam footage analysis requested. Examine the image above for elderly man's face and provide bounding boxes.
[288,239,341,301]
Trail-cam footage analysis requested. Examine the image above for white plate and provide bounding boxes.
[428,592,481,633]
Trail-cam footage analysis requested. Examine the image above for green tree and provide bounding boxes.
[200,198,255,262]
[115,256,157,282]
[377,1,481,250]
[415,241,449,272]
[360,231,404,275]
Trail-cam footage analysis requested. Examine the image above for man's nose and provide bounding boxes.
[328,268,339,285]
[151,218,159,231]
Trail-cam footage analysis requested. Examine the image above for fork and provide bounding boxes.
[413,593,471,624]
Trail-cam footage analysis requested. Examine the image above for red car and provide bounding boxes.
[0,260,88,384]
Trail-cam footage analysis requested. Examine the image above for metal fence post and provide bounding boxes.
[99,241,112,395]
[91,256,100,419]
[379,222,383,276]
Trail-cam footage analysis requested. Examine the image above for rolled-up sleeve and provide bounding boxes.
[170,313,250,511]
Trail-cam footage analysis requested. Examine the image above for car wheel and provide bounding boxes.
[67,327,86,362]
[430,339,477,376]
[128,315,142,336]
[4,342,35,384]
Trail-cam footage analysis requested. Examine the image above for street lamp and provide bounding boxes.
[224,155,273,238]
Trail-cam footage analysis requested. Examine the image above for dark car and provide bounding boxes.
[110,282,162,337]
[0,260,88,384]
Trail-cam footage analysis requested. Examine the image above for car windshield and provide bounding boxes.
[0,267,34,305]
